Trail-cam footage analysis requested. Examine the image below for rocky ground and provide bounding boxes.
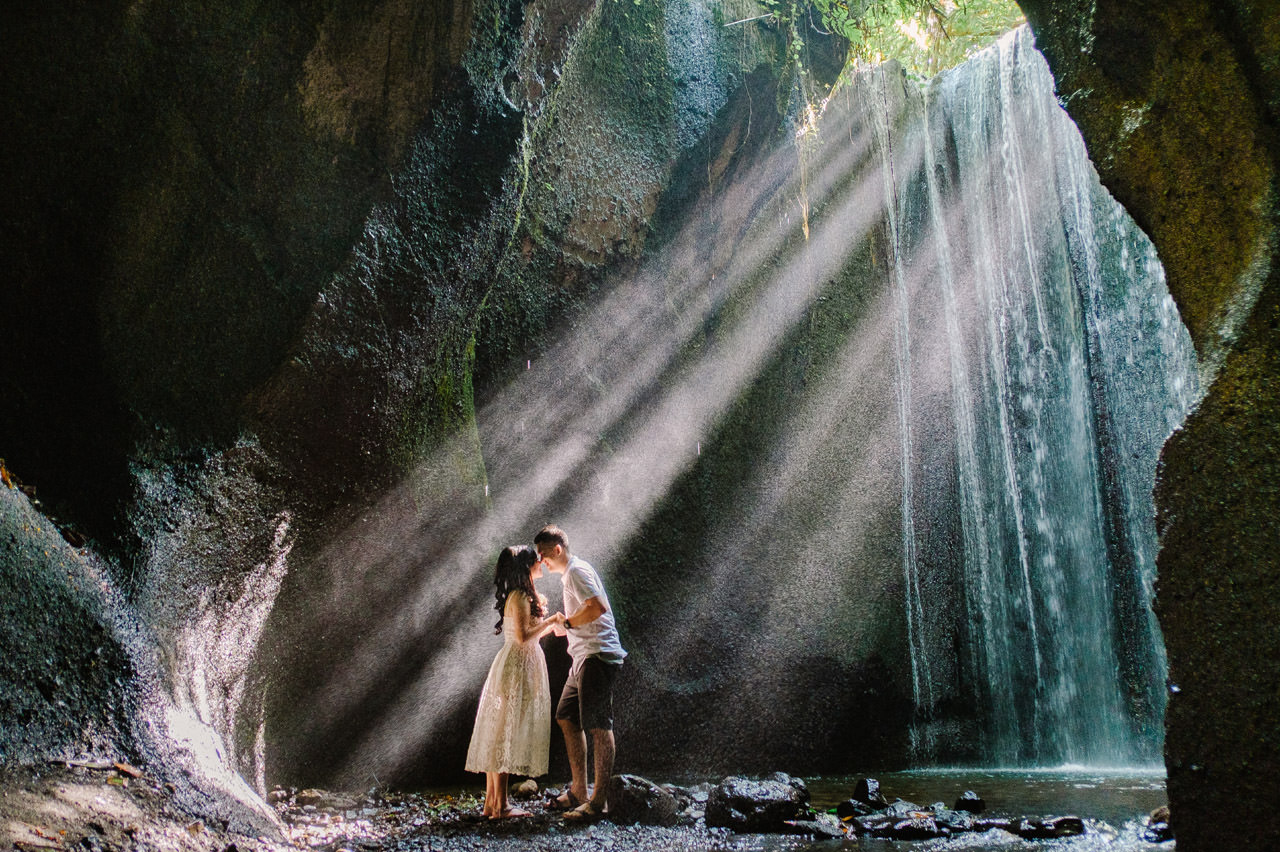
[0,763,792,852]
[1,761,1174,852]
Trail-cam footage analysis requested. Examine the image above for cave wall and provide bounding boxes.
[1017,1,1280,848]
[2,0,831,805]
[0,2,474,543]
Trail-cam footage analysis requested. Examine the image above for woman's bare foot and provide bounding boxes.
[490,806,532,819]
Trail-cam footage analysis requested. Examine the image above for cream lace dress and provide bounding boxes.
[464,590,551,776]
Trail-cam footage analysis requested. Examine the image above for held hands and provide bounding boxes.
[550,611,568,637]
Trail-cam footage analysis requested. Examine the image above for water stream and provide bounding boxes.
[870,28,1200,765]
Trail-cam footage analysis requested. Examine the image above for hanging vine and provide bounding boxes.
[753,0,1025,81]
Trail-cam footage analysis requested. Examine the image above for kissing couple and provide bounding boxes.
[463,525,627,820]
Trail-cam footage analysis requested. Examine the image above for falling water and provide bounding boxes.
[869,28,1200,765]
[872,70,935,739]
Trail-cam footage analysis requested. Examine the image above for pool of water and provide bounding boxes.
[792,767,1171,850]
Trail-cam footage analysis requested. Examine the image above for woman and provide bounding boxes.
[465,545,563,818]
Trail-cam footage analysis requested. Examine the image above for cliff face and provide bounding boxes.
[1018,1,1280,849]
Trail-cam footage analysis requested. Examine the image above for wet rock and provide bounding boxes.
[881,800,923,817]
[607,775,679,827]
[659,783,694,813]
[931,806,976,832]
[854,814,896,837]
[953,790,985,813]
[1142,808,1174,844]
[780,813,846,838]
[512,779,539,800]
[973,816,1015,833]
[1142,804,1173,842]
[890,815,949,840]
[834,798,874,819]
[1013,815,1085,839]
[704,774,809,832]
[853,777,888,808]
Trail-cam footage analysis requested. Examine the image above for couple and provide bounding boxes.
[464,525,626,820]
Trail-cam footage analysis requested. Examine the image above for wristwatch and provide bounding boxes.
[564,617,572,630]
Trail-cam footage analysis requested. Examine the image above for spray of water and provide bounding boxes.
[262,26,1197,786]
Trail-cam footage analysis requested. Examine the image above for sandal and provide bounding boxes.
[562,800,605,822]
[547,790,583,811]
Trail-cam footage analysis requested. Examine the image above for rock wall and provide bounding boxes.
[1017,1,1280,849]
[1,0,831,807]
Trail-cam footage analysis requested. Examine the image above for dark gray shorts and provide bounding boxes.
[556,656,621,731]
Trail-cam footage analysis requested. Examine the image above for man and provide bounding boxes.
[534,524,626,820]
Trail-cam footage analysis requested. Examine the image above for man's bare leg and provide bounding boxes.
[558,717,590,805]
[587,728,615,811]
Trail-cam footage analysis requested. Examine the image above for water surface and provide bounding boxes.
[796,768,1170,851]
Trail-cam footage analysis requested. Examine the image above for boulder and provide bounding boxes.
[953,790,985,813]
[511,779,539,800]
[704,774,810,832]
[607,774,680,826]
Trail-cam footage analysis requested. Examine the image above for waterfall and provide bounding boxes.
[870,27,1200,766]
[872,69,935,741]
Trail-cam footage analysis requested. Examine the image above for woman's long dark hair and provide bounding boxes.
[492,544,544,633]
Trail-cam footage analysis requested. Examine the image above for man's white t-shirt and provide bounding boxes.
[562,555,627,672]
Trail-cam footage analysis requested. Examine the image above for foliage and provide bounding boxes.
[761,0,1026,79]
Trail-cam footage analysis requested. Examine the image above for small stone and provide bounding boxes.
[1013,815,1085,839]
[780,813,846,838]
[511,779,539,799]
[954,790,985,813]
[1143,819,1174,843]
[296,789,326,807]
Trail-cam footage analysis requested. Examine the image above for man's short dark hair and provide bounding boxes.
[534,524,569,551]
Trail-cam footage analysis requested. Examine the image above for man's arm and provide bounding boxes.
[565,595,607,629]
